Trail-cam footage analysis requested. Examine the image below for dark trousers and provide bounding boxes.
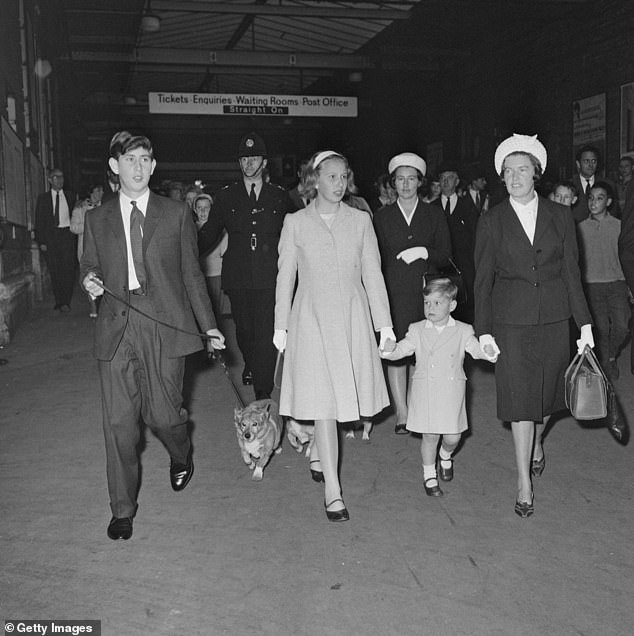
[585,281,630,364]
[44,228,76,307]
[98,294,190,518]
[226,288,276,397]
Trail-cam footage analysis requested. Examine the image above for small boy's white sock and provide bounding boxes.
[423,464,437,484]
[439,446,453,468]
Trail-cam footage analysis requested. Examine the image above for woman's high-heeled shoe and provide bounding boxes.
[531,454,545,477]
[310,459,324,483]
[324,498,349,522]
[514,495,535,518]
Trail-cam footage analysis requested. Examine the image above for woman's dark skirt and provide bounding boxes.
[493,320,570,422]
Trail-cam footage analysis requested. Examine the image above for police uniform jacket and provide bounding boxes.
[198,181,296,290]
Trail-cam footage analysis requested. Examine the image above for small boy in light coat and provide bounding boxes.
[380,278,497,496]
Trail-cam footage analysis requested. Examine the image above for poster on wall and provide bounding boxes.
[620,82,634,158]
[572,93,606,166]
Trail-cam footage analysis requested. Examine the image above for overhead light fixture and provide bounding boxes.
[141,1,161,32]
[141,14,160,32]
[34,58,52,79]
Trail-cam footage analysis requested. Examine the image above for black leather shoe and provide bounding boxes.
[170,454,194,491]
[107,516,133,540]
[531,454,545,477]
[325,498,349,522]
[394,423,408,435]
[310,460,324,483]
[438,458,454,482]
[424,478,443,497]
[242,369,254,385]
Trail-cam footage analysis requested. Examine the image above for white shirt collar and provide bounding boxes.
[119,189,150,214]
[424,316,456,330]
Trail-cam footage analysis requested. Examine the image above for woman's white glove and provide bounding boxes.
[273,329,287,353]
[396,247,428,264]
[479,334,500,362]
[379,327,396,351]
[206,328,226,350]
[576,324,595,354]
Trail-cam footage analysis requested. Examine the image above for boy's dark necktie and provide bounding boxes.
[250,183,257,205]
[54,191,60,226]
[130,201,146,290]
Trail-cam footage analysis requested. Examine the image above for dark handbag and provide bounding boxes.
[564,346,608,420]
[424,258,468,306]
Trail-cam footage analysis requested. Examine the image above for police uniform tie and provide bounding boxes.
[475,192,481,211]
[250,183,257,206]
[444,197,451,216]
[54,191,60,226]
[130,201,146,290]
[585,179,592,196]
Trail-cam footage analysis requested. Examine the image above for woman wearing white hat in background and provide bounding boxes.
[373,153,452,435]
[273,150,395,522]
[474,134,594,518]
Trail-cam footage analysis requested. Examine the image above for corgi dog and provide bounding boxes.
[234,399,282,481]
[285,418,314,457]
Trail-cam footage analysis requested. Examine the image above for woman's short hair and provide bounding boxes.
[423,277,458,301]
[300,151,349,201]
[499,151,543,182]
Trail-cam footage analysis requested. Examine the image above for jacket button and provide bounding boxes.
[252,220,256,225]
[534,282,540,287]
[532,265,537,271]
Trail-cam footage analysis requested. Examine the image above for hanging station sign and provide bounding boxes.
[148,92,357,117]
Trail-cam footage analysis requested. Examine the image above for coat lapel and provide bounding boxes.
[500,198,534,247]
[533,197,554,246]
[142,192,164,253]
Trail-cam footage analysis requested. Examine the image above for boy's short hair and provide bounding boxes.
[591,180,614,200]
[423,277,458,301]
[552,180,578,197]
[109,131,153,160]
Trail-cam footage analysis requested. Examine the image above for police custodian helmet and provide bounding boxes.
[238,132,267,158]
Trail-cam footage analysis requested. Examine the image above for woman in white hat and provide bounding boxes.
[474,134,594,518]
[374,153,452,434]
[273,150,395,522]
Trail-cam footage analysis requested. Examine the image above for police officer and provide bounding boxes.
[199,132,297,399]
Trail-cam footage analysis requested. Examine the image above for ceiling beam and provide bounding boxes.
[65,48,440,72]
[152,1,412,20]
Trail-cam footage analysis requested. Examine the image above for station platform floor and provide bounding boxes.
[0,291,632,635]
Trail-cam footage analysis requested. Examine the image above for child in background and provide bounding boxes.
[380,278,497,497]
[549,181,578,208]
[577,182,629,380]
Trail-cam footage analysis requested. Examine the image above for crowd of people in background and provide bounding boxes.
[36,128,634,536]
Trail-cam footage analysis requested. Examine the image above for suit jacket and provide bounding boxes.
[198,181,297,290]
[80,192,216,361]
[373,199,452,297]
[618,199,634,290]
[571,174,618,222]
[474,196,591,336]
[619,178,634,227]
[34,189,76,245]
[432,195,478,289]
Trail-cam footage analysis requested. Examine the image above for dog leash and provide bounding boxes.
[208,349,246,408]
[90,278,219,341]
